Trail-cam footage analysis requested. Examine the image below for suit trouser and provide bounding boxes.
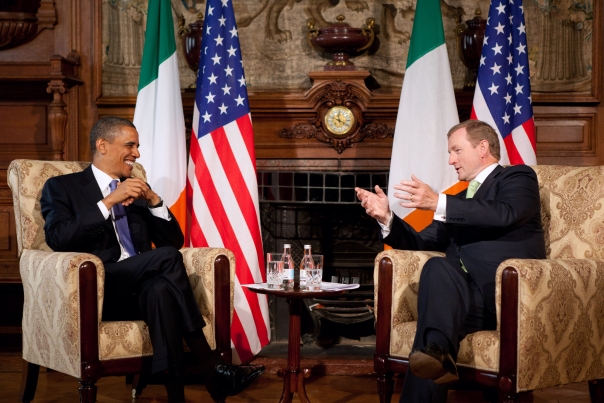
[102,246,205,374]
[399,257,497,403]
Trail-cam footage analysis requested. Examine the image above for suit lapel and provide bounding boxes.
[473,165,503,199]
[79,165,105,206]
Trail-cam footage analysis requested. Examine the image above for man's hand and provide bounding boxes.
[393,174,439,212]
[355,185,391,225]
[102,178,160,210]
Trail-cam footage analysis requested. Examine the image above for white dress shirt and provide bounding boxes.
[379,163,500,237]
[91,164,170,261]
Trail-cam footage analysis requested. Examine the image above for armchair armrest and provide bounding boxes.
[180,247,235,359]
[495,258,604,393]
[374,249,445,359]
[20,249,104,378]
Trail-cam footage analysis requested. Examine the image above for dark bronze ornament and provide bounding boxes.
[455,8,487,90]
[178,12,204,88]
[307,15,375,71]
[0,0,57,50]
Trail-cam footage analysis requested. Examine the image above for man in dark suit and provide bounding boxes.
[356,120,545,402]
[40,116,264,403]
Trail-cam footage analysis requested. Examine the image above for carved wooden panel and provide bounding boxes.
[0,203,18,283]
[0,211,9,251]
[534,106,597,166]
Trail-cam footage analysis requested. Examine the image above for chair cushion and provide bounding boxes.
[389,321,500,372]
[99,321,154,360]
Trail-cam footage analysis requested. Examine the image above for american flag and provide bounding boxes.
[187,0,270,363]
[471,0,537,165]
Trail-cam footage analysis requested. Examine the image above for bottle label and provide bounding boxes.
[284,268,294,280]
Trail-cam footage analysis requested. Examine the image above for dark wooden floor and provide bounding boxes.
[0,370,593,403]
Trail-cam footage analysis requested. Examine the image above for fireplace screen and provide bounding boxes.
[258,170,388,343]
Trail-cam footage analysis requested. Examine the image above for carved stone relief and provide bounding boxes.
[101,0,594,96]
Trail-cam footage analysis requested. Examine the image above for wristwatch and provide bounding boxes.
[149,196,163,208]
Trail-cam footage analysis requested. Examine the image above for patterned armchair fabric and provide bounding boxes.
[8,159,235,380]
[374,165,604,401]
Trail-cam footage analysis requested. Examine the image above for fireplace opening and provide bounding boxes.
[258,170,388,345]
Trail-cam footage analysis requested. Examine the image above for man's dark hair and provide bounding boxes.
[90,116,136,154]
[446,120,501,161]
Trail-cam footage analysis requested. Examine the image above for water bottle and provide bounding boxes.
[281,244,295,290]
[299,245,314,290]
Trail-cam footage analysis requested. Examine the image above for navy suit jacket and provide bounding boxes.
[383,164,546,313]
[40,165,184,265]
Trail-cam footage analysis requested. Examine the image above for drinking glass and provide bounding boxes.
[266,253,284,289]
[306,255,323,291]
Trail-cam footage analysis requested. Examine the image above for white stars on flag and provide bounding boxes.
[194,0,249,132]
[473,0,536,165]
[491,62,502,75]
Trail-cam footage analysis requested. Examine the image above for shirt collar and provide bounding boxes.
[474,163,499,184]
[91,163,117,192]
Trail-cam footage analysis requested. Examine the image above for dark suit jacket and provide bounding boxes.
[383,164,546,313]
[40,165,184,265]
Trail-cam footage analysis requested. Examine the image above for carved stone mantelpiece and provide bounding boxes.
[280,71,393,153]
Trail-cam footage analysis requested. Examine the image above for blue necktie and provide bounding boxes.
[109,179,137,257]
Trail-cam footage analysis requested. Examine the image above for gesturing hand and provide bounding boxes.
[393,174,439,212]
[355,185,391,225]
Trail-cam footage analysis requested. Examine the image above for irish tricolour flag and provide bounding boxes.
[387,0,465,231]
[134,0,186,233]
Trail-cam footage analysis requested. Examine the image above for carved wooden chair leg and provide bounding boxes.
[79,379,98,403]
[377,371,394,403]
[589,379,604,403]
[131,372,149,398]
[18,360,40,403]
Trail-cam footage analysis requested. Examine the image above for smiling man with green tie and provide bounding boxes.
[355,119,546,403]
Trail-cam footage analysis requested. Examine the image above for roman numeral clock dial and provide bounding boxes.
[324,106,355,137]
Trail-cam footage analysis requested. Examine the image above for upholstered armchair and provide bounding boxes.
[8,159,235,403]
[374,165,604,403]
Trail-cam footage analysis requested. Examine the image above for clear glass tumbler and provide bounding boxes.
[266,253,284,289]
[305,255,324,291]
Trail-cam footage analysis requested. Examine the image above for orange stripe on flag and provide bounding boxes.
[400,181,469,233]
[170,190,187,246]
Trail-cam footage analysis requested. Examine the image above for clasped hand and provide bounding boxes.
[355,175,439,224]
[102,178,160,210]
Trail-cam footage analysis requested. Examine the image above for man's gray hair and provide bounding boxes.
[90,116,136,154]
[446,120,501,161]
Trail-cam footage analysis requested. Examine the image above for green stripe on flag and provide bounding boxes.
[138,0,177,91]
[406,0,446,69]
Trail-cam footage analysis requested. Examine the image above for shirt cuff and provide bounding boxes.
[149,203,171,220]
[97,200,110,220]
[434,194,447,222]
[378,211,394,238]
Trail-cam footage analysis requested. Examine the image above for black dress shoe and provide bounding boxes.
[409,342,458,384]
[206,364,266,402]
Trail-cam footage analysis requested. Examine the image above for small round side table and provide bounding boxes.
[247,286,345,403]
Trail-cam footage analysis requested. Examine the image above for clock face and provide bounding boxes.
[324,106,355,136]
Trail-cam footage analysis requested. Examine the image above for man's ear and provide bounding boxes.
[480,139,490,158]
[96,138,106,155]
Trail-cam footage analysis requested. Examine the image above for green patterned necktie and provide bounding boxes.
[466,180,481,198]
[460,179,481,273]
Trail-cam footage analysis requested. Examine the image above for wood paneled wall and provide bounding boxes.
[0,0,603,368]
